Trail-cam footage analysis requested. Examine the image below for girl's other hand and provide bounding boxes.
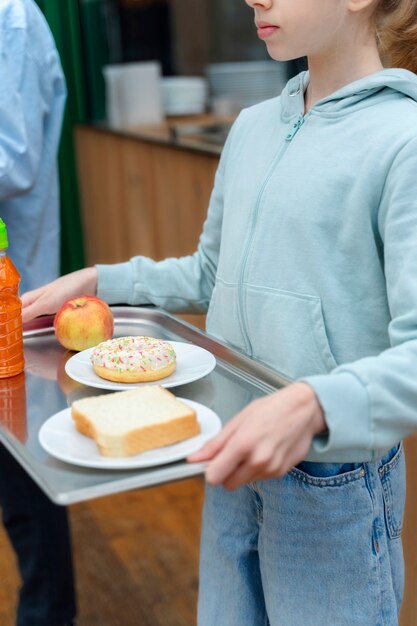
[21,267,98,324]
[188,382,326,490]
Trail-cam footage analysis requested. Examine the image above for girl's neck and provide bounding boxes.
[304,36,384,112]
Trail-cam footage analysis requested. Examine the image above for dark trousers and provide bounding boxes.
[0,445,77,626]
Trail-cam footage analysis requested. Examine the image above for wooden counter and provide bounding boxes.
[75,119,224,264]
[75,119,222,328]
[401,435,417,625]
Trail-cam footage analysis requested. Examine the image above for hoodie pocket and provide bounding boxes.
[244,285,338,379]
[206,280,246,352]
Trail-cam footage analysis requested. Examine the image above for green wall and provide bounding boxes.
[35,0,86,274]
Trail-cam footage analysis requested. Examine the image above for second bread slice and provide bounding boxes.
[71,386,200,457]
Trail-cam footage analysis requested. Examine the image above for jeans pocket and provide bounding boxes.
[290,461,365,487]
[378,443,406,539]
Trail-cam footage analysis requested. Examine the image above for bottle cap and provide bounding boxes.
[0,218,8,249]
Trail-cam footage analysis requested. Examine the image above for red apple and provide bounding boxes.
[54,296,114,352]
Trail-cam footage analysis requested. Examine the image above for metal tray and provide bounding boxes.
[0,307,289,505]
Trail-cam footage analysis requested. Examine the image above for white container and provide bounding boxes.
[103,61,164,128]
[206,61,288,112]
[160,76,207,116]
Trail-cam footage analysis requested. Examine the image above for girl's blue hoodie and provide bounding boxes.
[97,69,417,463]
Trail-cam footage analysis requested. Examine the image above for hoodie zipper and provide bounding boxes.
[236,113,308,356]
[285,115,305,141]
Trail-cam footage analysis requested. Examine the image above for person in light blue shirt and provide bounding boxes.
[0,0,66,294]
[0,2,76,625]
[21,0,417,623]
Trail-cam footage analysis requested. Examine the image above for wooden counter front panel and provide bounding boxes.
[75,127,219,329]
[400,435,417,626]
[75,127,218,265]
[150,145,218,259]
[75,129,158,265]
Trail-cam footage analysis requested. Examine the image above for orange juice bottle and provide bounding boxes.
[0,218,24,378]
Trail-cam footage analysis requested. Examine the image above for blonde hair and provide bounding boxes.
[376,0,417,73]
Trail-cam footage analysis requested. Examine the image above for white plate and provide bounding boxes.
[39,399,222,470]
[65,341,216,391]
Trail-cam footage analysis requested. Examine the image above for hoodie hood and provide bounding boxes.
[281,68,417,121]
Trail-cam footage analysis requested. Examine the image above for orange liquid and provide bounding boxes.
[0,253,24,378]
[0,372,27,441]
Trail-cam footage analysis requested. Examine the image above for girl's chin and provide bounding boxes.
[264,44,299,63]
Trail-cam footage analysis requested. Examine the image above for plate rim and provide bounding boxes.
[38,398,221,470]
[64,340,216,391]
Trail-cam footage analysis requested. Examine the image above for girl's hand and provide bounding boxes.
[21,267,98,324]
[188,382,326,490]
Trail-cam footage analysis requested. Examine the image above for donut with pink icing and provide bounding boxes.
[90,336,176,383]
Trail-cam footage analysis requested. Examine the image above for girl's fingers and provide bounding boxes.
[204,435,246,485]
[21,288,43,307]
[221,461,257,491]
[187,440,218,462]
[187,414,242,463]
[22,300,45,324]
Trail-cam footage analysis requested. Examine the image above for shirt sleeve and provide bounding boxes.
[303,135,417,458]
[0,26,46,199]
[96,115,240,312]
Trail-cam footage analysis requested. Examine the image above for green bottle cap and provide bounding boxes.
[0,218,8,249]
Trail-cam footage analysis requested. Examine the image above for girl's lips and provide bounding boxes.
[256,25,279,40]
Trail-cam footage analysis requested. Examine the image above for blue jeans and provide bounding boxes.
[0,445,76,626]
[198,443,405,626]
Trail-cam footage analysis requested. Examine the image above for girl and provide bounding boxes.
[23,0,417,623]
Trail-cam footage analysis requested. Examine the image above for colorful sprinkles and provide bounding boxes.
[90,336,176,374]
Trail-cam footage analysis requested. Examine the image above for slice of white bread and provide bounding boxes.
[71,386,200,457]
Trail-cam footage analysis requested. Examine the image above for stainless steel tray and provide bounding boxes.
[0,307,289,505]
